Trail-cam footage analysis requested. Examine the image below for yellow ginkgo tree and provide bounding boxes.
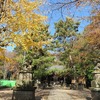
[0,0,48,60]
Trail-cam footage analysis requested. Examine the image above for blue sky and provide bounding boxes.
[6,1,91,51]
[47,3,91,35]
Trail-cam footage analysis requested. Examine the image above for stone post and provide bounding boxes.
[91,63,100,100]
[12,63,36,100]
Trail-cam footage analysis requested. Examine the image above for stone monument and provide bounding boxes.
[91,63,100,100]
[12,63,36,100]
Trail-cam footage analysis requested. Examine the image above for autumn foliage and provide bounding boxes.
[0,0,48,61]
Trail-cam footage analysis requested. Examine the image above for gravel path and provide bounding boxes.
[48,89,73,100]
[47,89,92,100]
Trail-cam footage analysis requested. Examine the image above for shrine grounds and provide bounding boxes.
[0,86,91,100]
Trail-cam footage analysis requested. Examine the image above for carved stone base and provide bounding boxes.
[12,89,36,100]
[91,88,100,100]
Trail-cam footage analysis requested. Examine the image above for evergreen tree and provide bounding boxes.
[54,17,79,64]
[14,24,54,79]
[49,17,80,78]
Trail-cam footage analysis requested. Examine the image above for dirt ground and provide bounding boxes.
[0,88,50,100]
[0,88,91,100]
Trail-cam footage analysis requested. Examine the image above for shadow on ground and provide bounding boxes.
[86,97,92,100]
[35,88,52,100]
[0,86,11,90]
[66,89,92,100]
[0,86,52,100]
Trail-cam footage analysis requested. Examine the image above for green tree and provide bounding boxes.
[53,17,79,68]
[14,24,54,79]
[48,17,80,80]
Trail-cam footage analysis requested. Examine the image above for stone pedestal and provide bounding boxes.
[91,63,100,100]
[91,88,100,100]
[12,87,36,100]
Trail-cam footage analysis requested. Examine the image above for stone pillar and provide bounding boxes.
[91,63,100,100]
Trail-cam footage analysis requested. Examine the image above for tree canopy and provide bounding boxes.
[0,0,99,83]
[0,0,47,57]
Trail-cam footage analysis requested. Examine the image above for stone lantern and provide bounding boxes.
[91,63,100,100]
[12,63,36,100]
